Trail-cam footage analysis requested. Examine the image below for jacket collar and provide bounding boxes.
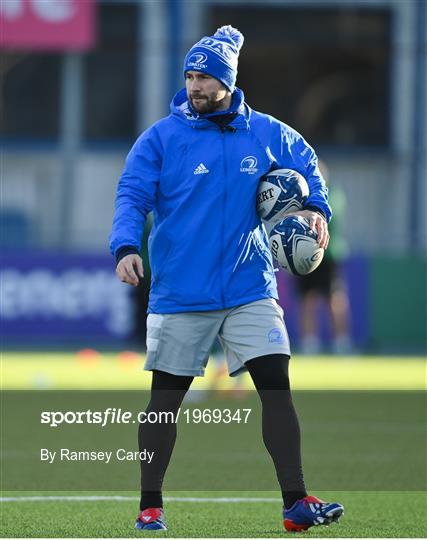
[171,87,250,130]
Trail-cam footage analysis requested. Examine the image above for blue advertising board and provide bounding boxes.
[1,251,368,349]
[1,251,134,346]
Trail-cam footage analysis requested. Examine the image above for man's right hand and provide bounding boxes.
[116,254,144,287]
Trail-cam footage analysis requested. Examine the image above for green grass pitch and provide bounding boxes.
[1,491,426,537]
[2,354,426,536]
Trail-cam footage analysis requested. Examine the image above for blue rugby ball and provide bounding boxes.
[269,215,324,276]
[257,169,309,231]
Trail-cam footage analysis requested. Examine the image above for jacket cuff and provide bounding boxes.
[115,246,140,265]
[304,205,327,220]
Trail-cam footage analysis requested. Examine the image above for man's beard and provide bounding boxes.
[190,93,227,114]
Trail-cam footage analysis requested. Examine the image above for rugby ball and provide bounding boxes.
[269,215,324,276]
[257,169,309,230]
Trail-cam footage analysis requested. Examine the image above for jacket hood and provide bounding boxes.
[170,87,250,130]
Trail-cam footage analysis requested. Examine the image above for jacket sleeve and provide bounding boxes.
[109,126,163,257]
[280,125,332,223]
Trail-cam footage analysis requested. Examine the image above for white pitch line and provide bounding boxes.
[167,497,280,502]
[0,495,281,503]
[1,496,137,502]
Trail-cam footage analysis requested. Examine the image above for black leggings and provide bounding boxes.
[138,355,306,510]
[245,354,306,505]
[138,371,193,510]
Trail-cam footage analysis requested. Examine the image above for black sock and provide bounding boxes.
[140,491,163,511]
[246,354,307,503]
[139,370,193,512]
[283,490,308,509]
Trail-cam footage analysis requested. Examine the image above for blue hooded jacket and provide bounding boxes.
[109,88,331,313]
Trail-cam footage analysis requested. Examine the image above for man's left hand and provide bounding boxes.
[291,210,329,249]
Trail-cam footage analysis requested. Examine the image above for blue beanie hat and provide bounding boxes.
[183,25,244,92]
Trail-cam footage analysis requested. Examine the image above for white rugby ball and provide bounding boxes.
[257,169,309,232]
[269,215,324,276]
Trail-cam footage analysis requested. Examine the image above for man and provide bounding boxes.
[110,25,344,533]
[297,161,352,354]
